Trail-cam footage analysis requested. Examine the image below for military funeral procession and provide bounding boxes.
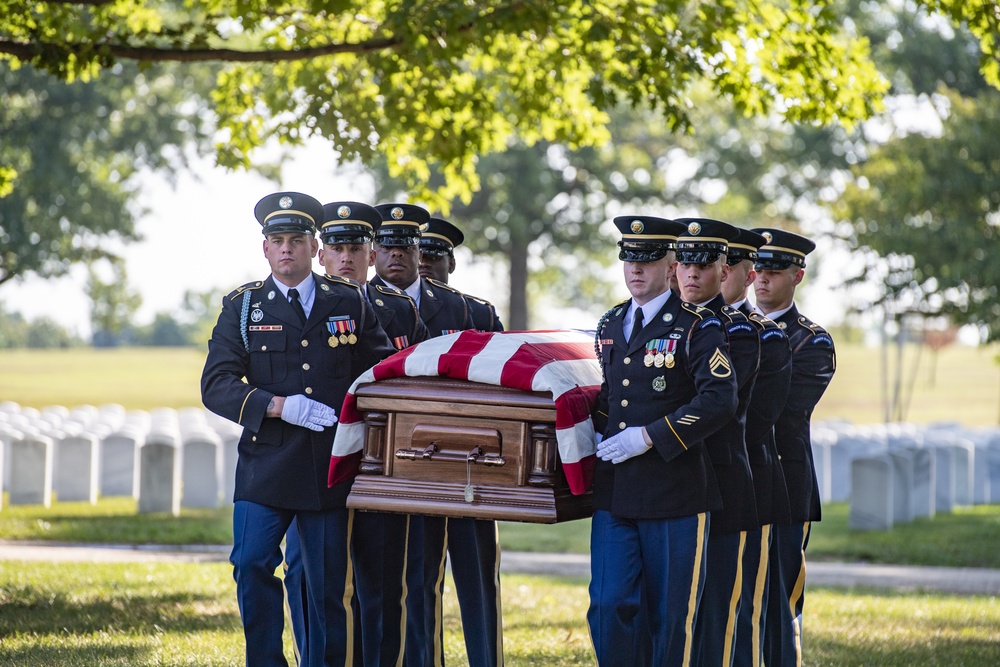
[6,2,1000,666]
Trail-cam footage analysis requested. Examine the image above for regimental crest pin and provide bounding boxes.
[652,375,666,392]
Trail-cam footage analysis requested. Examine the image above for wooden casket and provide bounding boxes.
[345,376,594,523]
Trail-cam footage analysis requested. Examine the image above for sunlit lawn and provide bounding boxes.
[1,561,999,667]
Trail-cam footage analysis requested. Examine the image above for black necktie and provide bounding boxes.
[628,307,644,344]
[288,288,307,324]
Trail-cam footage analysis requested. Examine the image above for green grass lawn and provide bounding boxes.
[1,562,998,667]
[1,343,999,424]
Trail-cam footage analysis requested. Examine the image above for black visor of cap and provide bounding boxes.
[754,250,805,271]
[726,249,758,266]
[420,246,452,257]
[262,215,315,235]
[618,241,670,263]
[375,233,419,247]
[322,233,373,245]
[675,241,727,265]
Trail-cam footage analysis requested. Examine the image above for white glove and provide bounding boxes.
[596,427,650,464]
[281,395,338,432]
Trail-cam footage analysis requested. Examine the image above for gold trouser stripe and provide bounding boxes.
[664,417,689,450]
[722,531,748,667]
[342,509,356,666]
[789,521,811,667]
[491,521,504,667]
[682,513,708,667]
[751,525,772,667]
[394,515,411,667]
[432,521,450,667]
[238,387,257,424]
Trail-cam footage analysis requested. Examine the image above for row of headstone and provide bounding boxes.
[811,420,1000,530]
[0,402,242,514]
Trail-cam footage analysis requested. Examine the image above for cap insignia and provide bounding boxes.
[337,205,351,219]
[688,222,702,235]
[630,220,644,234]
[762,231,773,243]
[419,223,429,232]
[279,196,293,209]
[391,207,404,220]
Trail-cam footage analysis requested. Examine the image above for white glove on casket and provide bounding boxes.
[596,426,650,464]
[281,394,338,432]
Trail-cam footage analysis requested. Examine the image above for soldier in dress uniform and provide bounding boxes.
[750,229,836,667]
[278,200,431,667]
[201,191,394,667]
[416,214,506,667]
[370,203,477,667]
[589,215,736,666]
[418,216,504,332]
[671,219,760,667]
[721,228,794,667]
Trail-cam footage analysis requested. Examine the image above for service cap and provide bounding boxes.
[320,201,381,245]
[726,228,768,266]
[674,217,740,264]
[613,215,684,262]
[254,192,322,236]
[374,203,429,247]
[419,217,465,257]
[751,228,816,270]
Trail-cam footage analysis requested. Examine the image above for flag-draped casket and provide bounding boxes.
[329,330,602,523]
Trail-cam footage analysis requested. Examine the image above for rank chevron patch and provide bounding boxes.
[709,348,732,378]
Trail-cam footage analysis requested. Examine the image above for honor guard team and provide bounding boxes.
[201,191,834,667]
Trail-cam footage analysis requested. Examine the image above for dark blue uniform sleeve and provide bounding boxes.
[744,323,792,447]
[786,332,835,417]
[645,318,738,463]
[201,291,274,434]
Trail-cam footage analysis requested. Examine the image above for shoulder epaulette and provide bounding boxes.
[228,280,264,301]
[425,277,465,296]
[465,294,495,307]
[374,284,412,299]
[681,302,706,319]
[322,274,364,296]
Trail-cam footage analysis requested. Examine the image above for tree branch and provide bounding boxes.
[0,34,405,64]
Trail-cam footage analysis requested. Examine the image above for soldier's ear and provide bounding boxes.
[448,255,456,274]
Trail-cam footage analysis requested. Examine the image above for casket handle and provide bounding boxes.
[394,444,506,467]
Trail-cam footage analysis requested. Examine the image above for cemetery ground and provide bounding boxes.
[2,343,1000,664]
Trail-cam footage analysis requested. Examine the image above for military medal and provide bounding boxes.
[654,352,665,368]
[644,352,655,367]
[327,315,356,347]
[664,339,678,369]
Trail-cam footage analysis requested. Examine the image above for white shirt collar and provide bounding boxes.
[628,289,672,329]
[758,301,794,320]
[273,275,316,318]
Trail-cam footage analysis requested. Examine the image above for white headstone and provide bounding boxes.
[54,433,100,503]
[931,445,955,514]
[181,430,222,508]
[909,447,935,519]
[849,455,894,530]
[888,449,915,525]
[952,441,975,506]
[9,434,53,506]
[138,432,182,515]
[100,429,143,497]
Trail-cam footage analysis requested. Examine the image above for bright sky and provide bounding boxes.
[2,138,855,339]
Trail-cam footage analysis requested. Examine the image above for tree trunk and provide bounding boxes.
[508,237,529,330]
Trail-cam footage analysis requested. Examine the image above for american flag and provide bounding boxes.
[329,329,602,495]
